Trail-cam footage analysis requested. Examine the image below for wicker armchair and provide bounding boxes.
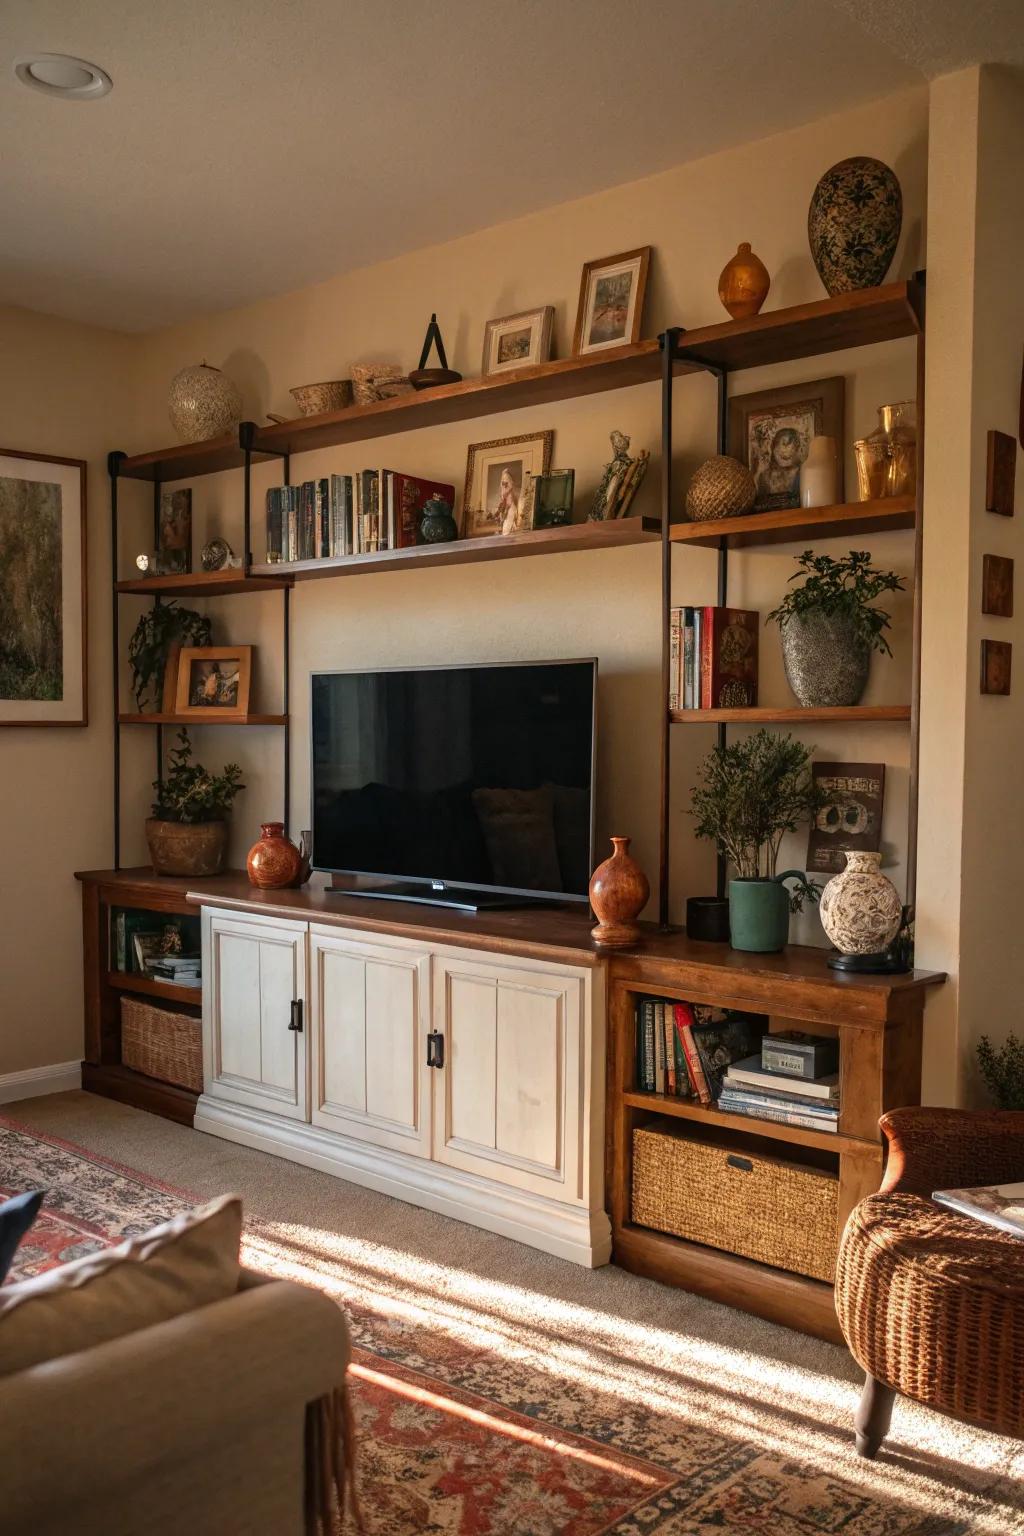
[835,1106,1024,1458]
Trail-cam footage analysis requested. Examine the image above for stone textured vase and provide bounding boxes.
[246,822,303,889]
[780,611,870,707]
[146,818,227,877]
[717,242,771,319]
[168,363,242,444]
[807,157,902,296]
[820,851,902,956]
[589,836,649,948]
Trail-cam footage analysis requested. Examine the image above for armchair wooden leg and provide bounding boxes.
[855,1373,896,1459]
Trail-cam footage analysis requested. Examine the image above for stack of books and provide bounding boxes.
[718,1030,840,1132]
[265,471,454,562]
[146,954,202,989]
[669,605,759,710]
[634,996,767,1105]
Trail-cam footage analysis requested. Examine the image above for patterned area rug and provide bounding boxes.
[2,1115,1022,1535]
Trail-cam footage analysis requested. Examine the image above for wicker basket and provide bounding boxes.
[121,996,202,1093]
[684,454,757,522]
[632,1123,838,1282]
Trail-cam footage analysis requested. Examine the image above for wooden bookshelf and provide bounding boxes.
[669,495,915,550]
[117,712,287,727]
[114,430,278,483]
[107,970,202,1010]
[621,1090,856,1155]
[116,570,292,597]
[670,704,911,725]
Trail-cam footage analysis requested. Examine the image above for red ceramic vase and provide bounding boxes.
[246,822,303,889]
[589,835,650,948]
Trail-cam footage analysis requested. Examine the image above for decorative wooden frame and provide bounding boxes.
[980,638,1012,696]
[481,307,555,376]
[174,644,253,719]
[986,429,1016,517]
[462,431,554,538]
[982,553,1013,618]
[572,247,651,357]
[728,377,845,511]
[0,446,87,726]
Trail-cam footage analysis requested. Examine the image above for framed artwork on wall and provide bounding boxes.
[0,447,87,726]
[462,431,554,537]
[174,645,253,719]
[728,377,845,512]
[572,247,651,356]
[481,307,554,376]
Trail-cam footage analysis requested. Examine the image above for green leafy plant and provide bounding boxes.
[690,730,825,909]
[128,602,211,712]
[152,730,244,824]
[977,1033,1024,1109]
[767,550,905,656]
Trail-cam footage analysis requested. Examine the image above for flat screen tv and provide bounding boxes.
[311,660,596,908]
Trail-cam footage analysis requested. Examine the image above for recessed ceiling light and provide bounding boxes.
[14,52,112,99]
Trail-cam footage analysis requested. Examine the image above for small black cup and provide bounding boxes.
[686,895,730,943]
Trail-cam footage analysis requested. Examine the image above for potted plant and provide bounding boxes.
[690,730,824,952]
[147,730,245,877]
[128,601,211,712]
[767,550,904,707]
[977,1033,1024,1109]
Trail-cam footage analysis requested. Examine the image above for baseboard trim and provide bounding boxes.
[195,1095,612,1268]
[0,1061,82,1104]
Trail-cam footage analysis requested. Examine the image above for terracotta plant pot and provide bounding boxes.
[246,821,303,889]
[146,818,227,878]
[717,242,771,319]
[589,836,650,948]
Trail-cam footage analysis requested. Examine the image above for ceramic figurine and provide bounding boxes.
[419,493,458,542]
[589,836,649,947]
[589,431,634,521]
[717,242,771,319]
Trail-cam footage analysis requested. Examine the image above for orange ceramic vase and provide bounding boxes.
[246,822,303,889]
[589,836,650,948]
[717,242,771,320]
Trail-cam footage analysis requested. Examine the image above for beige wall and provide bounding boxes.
[0,305,133,1073]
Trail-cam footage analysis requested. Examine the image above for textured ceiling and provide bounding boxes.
[0,0,1020,332]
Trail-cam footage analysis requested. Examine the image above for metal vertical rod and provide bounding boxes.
[283,584,291,835]
[108,453,124,869]
[658,328,681,929]
[243,446,252,567]
[714,365,729,899]
[152,477,161,549]
[906,315,926,913]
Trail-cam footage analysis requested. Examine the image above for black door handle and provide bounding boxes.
[288,999,303,1033]
[427,1031,444,1068]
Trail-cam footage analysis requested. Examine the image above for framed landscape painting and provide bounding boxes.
[572,247,651,356]
[0,448,87,725]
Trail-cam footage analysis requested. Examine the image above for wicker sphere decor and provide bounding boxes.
[685,455,757,522]
[168,363,242,444]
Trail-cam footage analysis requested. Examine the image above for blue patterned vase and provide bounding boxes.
[808,157,902,296]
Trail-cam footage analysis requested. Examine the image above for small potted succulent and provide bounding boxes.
[690,730,824,952]
[147,730,245,877]
[767,550,904,707]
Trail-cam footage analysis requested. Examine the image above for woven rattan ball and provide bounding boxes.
[685,455,756,522]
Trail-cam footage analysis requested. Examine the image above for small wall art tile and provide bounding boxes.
[981,638,1012,695]
[986,430,1016,517]
[982,554,1014,617]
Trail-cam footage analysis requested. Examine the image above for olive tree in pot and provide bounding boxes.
[148,730,245,877]
[690,730,824,953]
[767,550,904,708]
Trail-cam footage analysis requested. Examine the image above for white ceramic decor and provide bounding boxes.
[819,851,902,956]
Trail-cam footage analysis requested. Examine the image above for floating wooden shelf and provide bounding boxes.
[113,429,278,483]
[621,1090,855,1155]
[117,712,287,727]
[670,279,923,373]
[107,971,202,1009]
[116,570,292,597]
[250,516,660,580]
[669,495,915,550]
[670,704,911,724]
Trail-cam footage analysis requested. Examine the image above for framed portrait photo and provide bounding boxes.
[463,431,554,538]
[482,307,554,376]
[572,246,651,356]
[0,447,87,726]
[175,645,252,719]
[728,377,845,512]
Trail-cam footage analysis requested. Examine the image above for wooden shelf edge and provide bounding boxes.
[114,430,278,483]
[670,704,912,724]
[106,972,202,1008]
[116,571,292,596]
[612,1221,842,1343]
[621,1089,865,1154]
[81,1062,198,1126]
[669,495,915,550]
[117,712,287,726]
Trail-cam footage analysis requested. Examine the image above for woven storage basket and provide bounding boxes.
[684,454,757,522]
[121,996,202,1092]
[632,1123,838,1282]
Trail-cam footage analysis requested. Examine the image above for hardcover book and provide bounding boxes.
[390,472,457,548]
[724,1055,839,1103]
[690,1011,769,1102]
[717,1093,839,1133]
[699,607,759,709]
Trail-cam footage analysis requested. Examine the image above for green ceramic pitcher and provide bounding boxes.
[728,871,804,953]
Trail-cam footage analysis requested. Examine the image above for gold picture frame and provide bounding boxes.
[462,432,554,538]
[728,377,845,512]
[481,307,555,376]
[175,645,253,719]
[572,247,651,356]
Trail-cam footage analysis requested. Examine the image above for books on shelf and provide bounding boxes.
[724,1055,839,1103]
[265,471,454,563]
[633,996,766,1105]
[716,1091,839,1133]
[761,1031,839,1081]
[669,606,758,710]
[932,1182,1024,1239]
[717,1036,841,1132]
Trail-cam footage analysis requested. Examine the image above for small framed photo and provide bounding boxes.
[728,377,845,512]
[572,247,651,356]
[463,431,554,537]
[482,307,554,376]
[175,645,252,718]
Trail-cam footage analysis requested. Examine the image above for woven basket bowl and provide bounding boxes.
[289,379,353,415]
[685,454,757,522]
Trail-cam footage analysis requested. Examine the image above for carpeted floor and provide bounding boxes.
[7,1090,1024,1533]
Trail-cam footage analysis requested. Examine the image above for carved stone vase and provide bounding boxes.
[589,836,649,948]
[820,851,902,958]
[246,822,303,889]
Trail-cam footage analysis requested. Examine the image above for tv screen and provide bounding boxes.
[311,660,596,901]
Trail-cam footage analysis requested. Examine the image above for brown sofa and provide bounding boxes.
[0,1269,353,1535]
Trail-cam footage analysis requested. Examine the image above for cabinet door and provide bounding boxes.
[309,926,431,1158]
[432,951,584,1200]
[202,909,307,1120]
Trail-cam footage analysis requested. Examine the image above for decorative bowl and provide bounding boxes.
[289,380,353,416]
